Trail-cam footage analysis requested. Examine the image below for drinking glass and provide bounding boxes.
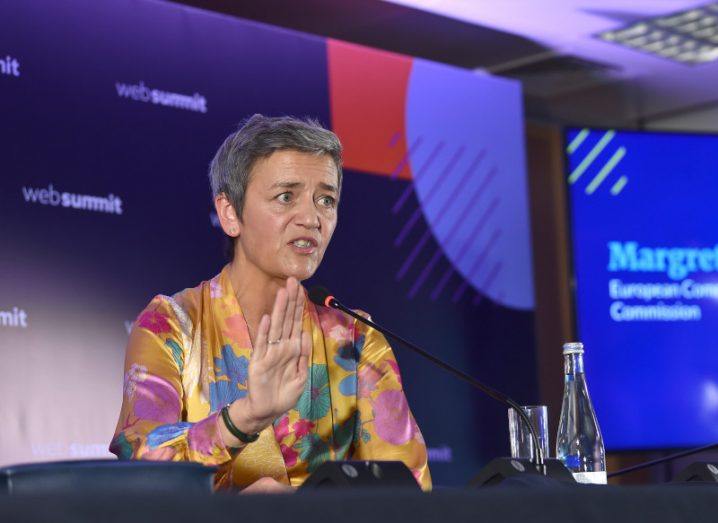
[508,405,549,460]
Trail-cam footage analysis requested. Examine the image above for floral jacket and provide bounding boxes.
[110,264,431,490]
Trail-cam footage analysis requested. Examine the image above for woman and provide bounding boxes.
[110,115,431,493]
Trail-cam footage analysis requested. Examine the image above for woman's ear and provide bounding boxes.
[214,193,241,238]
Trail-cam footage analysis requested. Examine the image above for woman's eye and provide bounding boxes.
[277,192,292,203]
[318,195,336,208]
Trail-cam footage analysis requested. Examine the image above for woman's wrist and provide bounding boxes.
[229,397,272,435]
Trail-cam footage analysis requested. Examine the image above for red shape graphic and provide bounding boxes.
[327,39,413,180]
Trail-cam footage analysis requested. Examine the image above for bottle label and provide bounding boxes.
[572,471,607,485]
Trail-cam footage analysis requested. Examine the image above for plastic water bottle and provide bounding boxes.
[556,342,607,484]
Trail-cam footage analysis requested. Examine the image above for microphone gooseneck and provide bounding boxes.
[307,286,546,470]
[608,442,718,478]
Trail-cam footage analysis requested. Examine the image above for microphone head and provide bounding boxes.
[308,286,335,308]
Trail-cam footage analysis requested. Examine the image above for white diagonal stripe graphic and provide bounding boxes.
[567,128,589,154]
[586,147,626,195]
[568,130,615,184]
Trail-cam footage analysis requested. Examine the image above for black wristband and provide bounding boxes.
[221,404,260,444]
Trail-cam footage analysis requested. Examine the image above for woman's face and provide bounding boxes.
[235,150,339,282]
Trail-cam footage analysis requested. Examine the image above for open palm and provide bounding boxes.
[244,277,310,427]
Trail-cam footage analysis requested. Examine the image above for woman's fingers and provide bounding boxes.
[268,286,288,343]
[290,288,305,341]
[260,280,308,371]
[281,278,298,340]
[253,314,270,360]
[297,331,311,376]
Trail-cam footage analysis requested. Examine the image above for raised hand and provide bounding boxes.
[226,278,311,438]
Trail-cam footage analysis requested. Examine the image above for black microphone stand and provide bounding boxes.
[321,294,547,471]
[609,442,718,479]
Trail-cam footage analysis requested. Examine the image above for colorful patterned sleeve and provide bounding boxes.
[351,316,432,491]
[109,296,236,468]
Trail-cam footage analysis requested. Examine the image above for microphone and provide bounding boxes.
[308,286,553,476]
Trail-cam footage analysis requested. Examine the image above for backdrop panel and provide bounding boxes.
[0,0,534,486]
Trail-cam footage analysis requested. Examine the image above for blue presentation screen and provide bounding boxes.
[566,127,718,450]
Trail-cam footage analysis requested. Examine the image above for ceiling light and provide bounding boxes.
[597,2,718,64]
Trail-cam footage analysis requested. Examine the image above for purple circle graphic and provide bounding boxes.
[404,60,534,310]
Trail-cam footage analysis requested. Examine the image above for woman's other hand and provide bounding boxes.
[241,477,296,494]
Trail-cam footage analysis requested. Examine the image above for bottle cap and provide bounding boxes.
[563,342,584,355]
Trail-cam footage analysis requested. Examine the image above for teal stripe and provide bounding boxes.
[586,147,626,195]
[611,176,629,196]
[567,128,589,154]
[568,130,615,184]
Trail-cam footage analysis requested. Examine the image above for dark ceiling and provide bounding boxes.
[168,0,705,127]
[169,0,548,70]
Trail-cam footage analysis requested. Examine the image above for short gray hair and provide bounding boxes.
[209,114,343,220]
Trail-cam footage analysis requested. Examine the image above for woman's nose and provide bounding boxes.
[295,197,320,228]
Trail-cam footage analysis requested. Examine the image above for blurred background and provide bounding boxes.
[3,0,718,486]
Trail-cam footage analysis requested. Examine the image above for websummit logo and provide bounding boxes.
[115,81,207,113]
[0,307,28,328]
[22,184,123,215]
[0,55,20,77]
